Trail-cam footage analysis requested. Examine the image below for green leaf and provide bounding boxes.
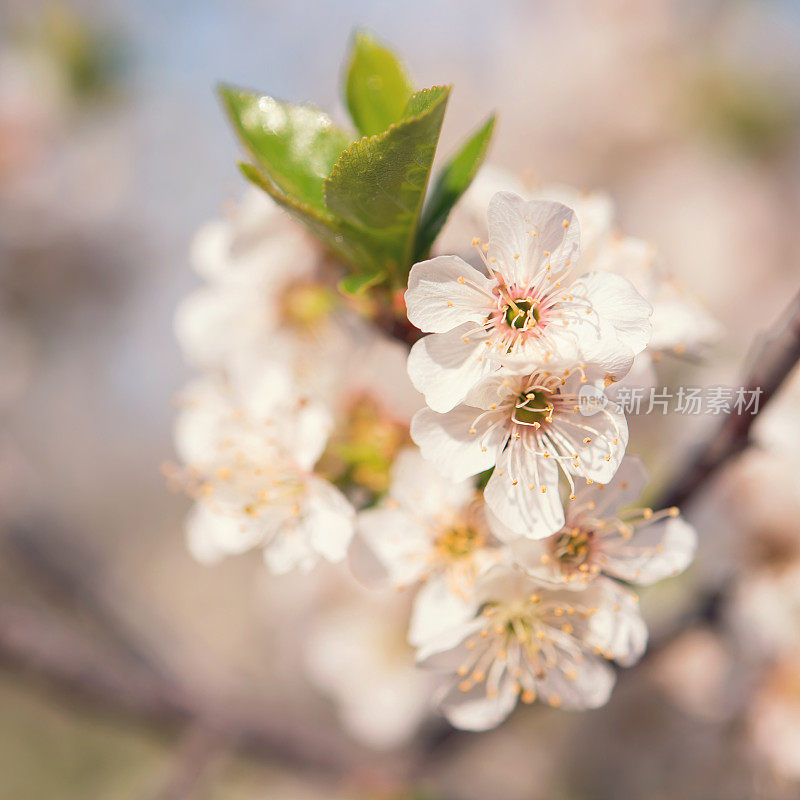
[338,271,386,296]
[415,113,496,259]
[239,162,384,276]
[344,31,415,136]
[403,85,449,117]
[323,86,451,286]
[220,85,351,210]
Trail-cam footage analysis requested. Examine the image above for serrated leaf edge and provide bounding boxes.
[323,83,452,205]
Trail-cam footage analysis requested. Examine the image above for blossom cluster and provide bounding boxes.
[172,173,709,733]
[171,189,418,574]
[388,190,698,728]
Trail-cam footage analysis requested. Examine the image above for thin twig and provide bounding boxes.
[0,600,373,777]
[148,721,229,800]
[658,289,800,509]
[6,525,174,679]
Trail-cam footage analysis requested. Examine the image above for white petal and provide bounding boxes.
[536,184,615,260]
[174,378,245,468]
[185,503,264,564]
[410,406,504,482]
[303,478,355,563]
[605,352,657,405]
[405,256,495,333]
[650,291,722,354]
[174,287,241,368]
[571,314,637,381]
[347,529,390,588]
[408,576,476,648]
[484,442,564,539]
[600,515,697,586]
[356,507,431,587]
[487,193,581,285]
[389,447,475,518]
[229,349,295,421]
[498,321,584,372]
[589,580,648,667]
[569,455,648,520]
[507,536,560,579]
[264,528,318,574]
[573,271,653,356]
[416,617,486,669]
[436,673,519,731]
[189,219,232,280]
[484,505,527,544]
[537,652,616,709]
[554,399,629,484]
[462,373,518,410]
[288,402,333,471]
[407,327,495,413]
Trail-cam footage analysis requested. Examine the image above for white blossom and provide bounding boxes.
[416,565,645,730]
[509,456,697,588]
[353,448,508,645]
[441,169,719,366]
[411,368,629,539]
[174,371,353,574]
[175,188,334,371]
[405,192,652,413]
[303,591,434,749]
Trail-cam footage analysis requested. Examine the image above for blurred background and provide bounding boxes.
[1,0,800,797]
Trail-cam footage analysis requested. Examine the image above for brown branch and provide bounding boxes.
[0,600,376,778]
[658,288,800,510]
[5,525,175,680]
[148,721,228,800]
[0,602,190,721]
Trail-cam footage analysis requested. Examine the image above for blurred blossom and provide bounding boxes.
[649,628,733,722]
[751,658,800,782]
[0,47,65,181]
[729,565,800,660]
[303,589,434,750]
[172,370,354,574]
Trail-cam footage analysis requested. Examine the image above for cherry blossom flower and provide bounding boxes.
[416,565,645,730]
[509,456,697,588]
[750,659,800,781]
[303,590,435,749]
[175,188,336,371]
[517,175,722,358]
[353,448,509,645]
[440,169,718,369]
[410,368,629,539]
[173,371,353,574]
[405,192,652,413]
